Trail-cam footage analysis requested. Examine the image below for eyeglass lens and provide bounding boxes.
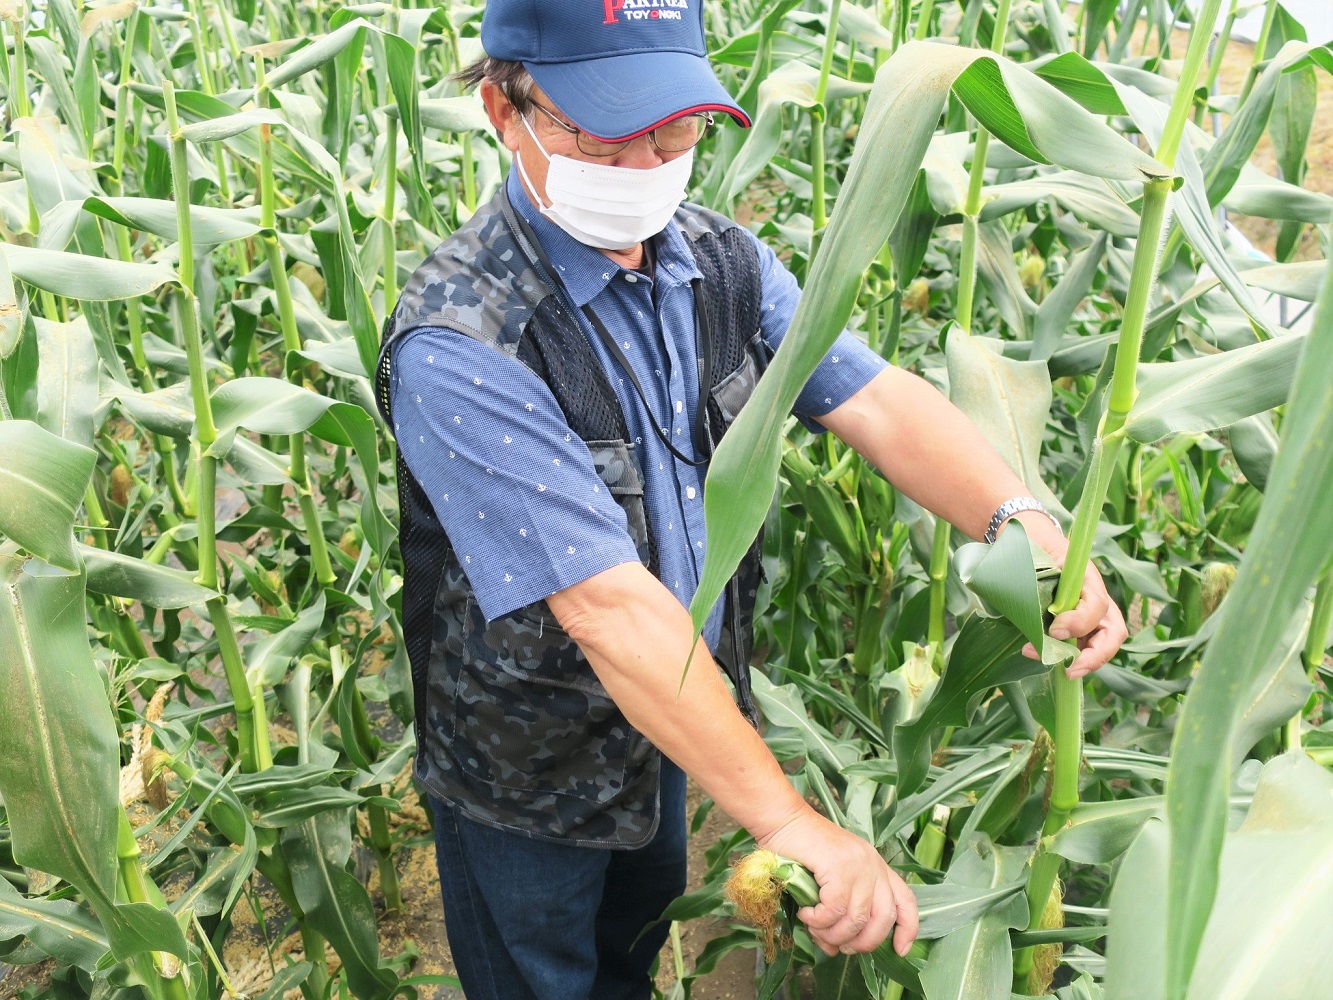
[577,116,710,156]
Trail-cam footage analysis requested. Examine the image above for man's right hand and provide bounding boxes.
[759,809,919,957]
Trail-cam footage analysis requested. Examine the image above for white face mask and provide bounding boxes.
[516,113,693,251]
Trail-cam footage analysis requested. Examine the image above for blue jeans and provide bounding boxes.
[429,759,687,1000]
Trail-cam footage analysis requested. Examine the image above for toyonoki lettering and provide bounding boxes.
[603,0,688,24]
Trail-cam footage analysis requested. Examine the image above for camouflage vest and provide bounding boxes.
[376,187,768,847]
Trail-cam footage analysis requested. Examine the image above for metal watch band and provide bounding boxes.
[984,497,1060,544]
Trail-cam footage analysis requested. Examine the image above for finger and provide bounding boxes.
[1021,642,1038,660]
[888,874,920,957]
[823,879,876,950]
[1051,581,1110,641]
[795,907,841,956]
[797,902,843,932]
[840,877,896,955]
[1066,607,1129,679]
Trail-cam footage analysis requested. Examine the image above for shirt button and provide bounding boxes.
[602,272,611,280]
[625,273,638,283]
[686,486,697,500]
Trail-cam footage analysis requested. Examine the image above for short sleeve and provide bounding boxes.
[390,326,642,621]
[748,230,887,430]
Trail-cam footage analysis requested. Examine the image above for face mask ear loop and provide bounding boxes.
[514,111,553,210]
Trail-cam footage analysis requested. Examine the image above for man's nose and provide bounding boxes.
[608,134,667,169]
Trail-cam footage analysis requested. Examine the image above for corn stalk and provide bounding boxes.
[1015,2,1225,986]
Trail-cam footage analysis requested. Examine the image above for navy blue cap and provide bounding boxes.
[481,0,751,142]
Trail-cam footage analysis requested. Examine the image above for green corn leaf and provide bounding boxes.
[0,876,109,972]
[1115,82,1277,339]
[1184,755,1333,1000]
[1238,260,1327,301]
[23,38,83,142]
[1124,332,1306,443]
[719,60,871,204]
[0,245,177,302]
[918,837,1030,1000]
[1033,232,1109,360]
[1162,256,1333,996]
[266,19,369,89]
[886,746,1015,843]
[689,39,1167,645]
[751,671,861,779]
[253,787,372,828]
[944,333,1065,516]
[914,878,1028,940]
[977,220,1037,338]
[0,420,96,571]
[409,97,492,133]
[0,249,25,360]
[105,379,196,439]
[892,617,1038,801]
[1224,165,1333,224]
[256,962,315,1000]
[247,592,328,688]
[982,173,1139,237]
[0,556,118,917]
[80,195,269,245]
[1032,51,1127,115]
[231,764,352,798]
[1052,797,1167,865]
[81,545,217,608]
[168,841,256,921]
[34,316,98,447]
[1227,413,1279,492]
[176,108,287,144]
[282,811,398,1000]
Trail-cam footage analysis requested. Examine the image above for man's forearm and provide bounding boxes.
[546,562,810,841]
[821,365,1062,547]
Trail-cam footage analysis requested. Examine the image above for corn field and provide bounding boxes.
[0,0,1330,997]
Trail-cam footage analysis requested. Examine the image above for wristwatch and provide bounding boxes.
[984,497,1061,544]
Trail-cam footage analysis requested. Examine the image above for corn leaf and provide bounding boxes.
[80,195,269,245]
[34,316,98,447]
[1185,755,1333,1000]
[1161,256,1333,996]
[689,40,1166,645]
[1,245,177,302]
[0,420,96,571]
[0,876,109,972]
[0,556,118,918]
[282,811,398,1000]
[1124,332,1306,443]
[918,837,1030,1000]
[81,545,217,608]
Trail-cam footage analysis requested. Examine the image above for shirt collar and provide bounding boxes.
[505,171,703,308]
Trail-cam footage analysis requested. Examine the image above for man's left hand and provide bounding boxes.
[1012,511,1129,679]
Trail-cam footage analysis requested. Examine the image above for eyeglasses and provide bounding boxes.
[527,101,714,157]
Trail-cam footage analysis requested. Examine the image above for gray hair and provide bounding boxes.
[453,56,536,116]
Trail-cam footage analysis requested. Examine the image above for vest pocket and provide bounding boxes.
[710,331,772,428]
[451,642,634,798]
[584,438,651,568]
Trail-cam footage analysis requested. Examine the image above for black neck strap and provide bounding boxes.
[500,184,715,468]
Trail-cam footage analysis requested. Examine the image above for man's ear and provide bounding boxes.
[479,79,521,152]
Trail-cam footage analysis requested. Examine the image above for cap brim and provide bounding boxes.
[525,51,751,142]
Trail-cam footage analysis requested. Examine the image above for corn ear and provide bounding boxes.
[781,445,862,563]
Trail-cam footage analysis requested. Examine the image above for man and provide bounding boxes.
[376,3,1128,998]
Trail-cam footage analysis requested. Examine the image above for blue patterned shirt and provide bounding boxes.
[391,171,886,645]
